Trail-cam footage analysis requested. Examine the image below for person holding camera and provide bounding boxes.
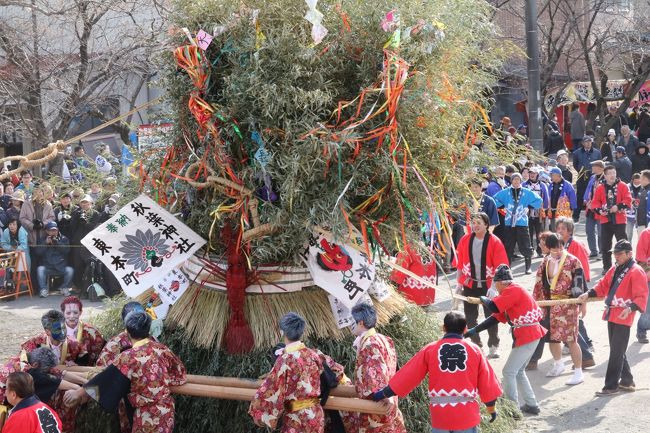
[33,221,74,298]
[54,192,77,240]
[19,183,54,246]
[70,195,102,290]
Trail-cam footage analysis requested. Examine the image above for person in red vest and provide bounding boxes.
[578,240,649,396]
[634,226,650,343]
[591,165,633,274]
[371,311,502,433]
[465,264,546,415]
[454,212,509,359]
[2,371,62,433]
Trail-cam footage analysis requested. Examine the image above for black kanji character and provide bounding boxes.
[438,343,467,373]
[146,212,164,227]
[131,202,151,216]
[355,263,372,280]
[176,236,196,253]
[343,279,363,300]
[92,238,112,256]
[111,255,127,271]
[161,223,179,240]
[122,271,140,286]
[37,407,61,433]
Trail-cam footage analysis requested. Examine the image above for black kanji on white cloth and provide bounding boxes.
[438,343,467,373]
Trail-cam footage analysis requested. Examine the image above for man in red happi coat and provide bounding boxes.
[578,240,649,396]
[1,372,62,433]
[371,311,502,432]
[455,212,509,358]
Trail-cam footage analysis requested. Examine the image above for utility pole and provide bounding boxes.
[525,0,543,151]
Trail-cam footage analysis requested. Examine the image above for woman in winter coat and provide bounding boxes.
[19,183,55,245]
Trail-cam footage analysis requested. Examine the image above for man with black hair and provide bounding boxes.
[578,240,649,396]
[1,372,62,433]
[591,166,633,273]
[469,179,499,231]
[465,265,546,415]
[371,311,502,432]
[350,303,405,433]
[455,213,508,358]
[249,312,349,433]
[63,311,186,433]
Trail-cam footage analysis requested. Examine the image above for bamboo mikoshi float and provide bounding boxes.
[61,368,383,414]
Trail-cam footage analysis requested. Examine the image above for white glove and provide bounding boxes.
[487,286,498,299]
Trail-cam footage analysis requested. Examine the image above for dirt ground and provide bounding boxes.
[2,222,649,432]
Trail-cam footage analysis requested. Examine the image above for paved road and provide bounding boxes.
[434,221,650,433]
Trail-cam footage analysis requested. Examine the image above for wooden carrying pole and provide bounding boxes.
[454,294,604,307]
[171,383,388,415]
[62,368,357,398]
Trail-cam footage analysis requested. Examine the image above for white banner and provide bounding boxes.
[81,194,206,297]
[328,293,372,329]
[154,267,190,305]
[303,230,376,308]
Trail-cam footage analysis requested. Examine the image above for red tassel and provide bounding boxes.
[223,223,254,353]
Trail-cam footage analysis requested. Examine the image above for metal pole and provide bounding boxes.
[525,0,543,151]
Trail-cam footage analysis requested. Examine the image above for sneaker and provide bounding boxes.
[39,289,49,298]
[581,358,596,369]
[619,383,636,392]
[525,360,538,371]
[638,336,649,344]
[61,288,70,297]
[595,388,619,397]
[488,346,500,359]
[566,370,584,386]
[546,362,566,377]
[520,404,541,415]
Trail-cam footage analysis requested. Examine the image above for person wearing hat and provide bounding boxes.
[547,167,577,232]
[592,165,633,273]
[372,311,502,431]
[604,104,628,138]
[600,129,619,163]
[631,141,650,176]
[70,194,102,290]
[523,168,549,257]
[19,183,55,246]
[572,135,601,221]
[465,264,546,414]
[613,146,632,183]
[578,240,649,396]
[33,221,74,298]
[6,190,25,222]
[583,160,606,257]
[54,192,77,240]
[493,172,543,274]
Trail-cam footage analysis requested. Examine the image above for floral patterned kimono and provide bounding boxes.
[95,330,133,433]
[17,333,82,433]
[249,342,346,433]
[66,321,106,366]
[354,329,406,433]
[112,339,187,433]
[533,251,583,342]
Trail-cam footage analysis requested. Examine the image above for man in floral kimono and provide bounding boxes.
[351,303,406,433]
[531,233,585,386]
[249,312,347,433]
[3,310,82,433]
[95,301,146,433]
[63,311,186,433]
[60,296,105,366]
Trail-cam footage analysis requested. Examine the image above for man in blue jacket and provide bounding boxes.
[470,178,499,232]
[34,221,74,298]
[572,136,602,221]
[547,167,578,231]
[494,173,543,274]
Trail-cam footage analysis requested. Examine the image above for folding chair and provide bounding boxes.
[0,251,33,300]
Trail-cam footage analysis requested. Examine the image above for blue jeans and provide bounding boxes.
[432,427,478,433]
[502,339,538,407]
[578,319,594,360]
[37,266,74,291]
[585,213,601,255]
[637,283,650,338]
